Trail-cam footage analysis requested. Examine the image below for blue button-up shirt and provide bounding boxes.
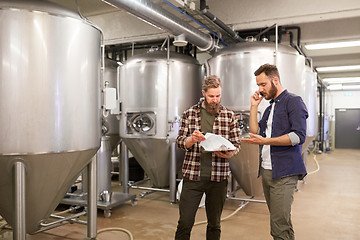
[258,90,308,180]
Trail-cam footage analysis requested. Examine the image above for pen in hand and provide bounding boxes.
[192,130,206,142]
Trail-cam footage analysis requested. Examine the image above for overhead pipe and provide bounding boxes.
[102,0,217,52]
[200,0,244,42]
[243,25,312,66]
[254,24,278,41]
[162,0,230,46]
[284,26,301,48]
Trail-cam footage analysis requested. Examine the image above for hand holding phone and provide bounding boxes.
[251,91,263,106]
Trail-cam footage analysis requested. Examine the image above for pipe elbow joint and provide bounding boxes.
[196,35,215,52]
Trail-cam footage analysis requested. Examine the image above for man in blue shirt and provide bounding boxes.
[241,64,308,240]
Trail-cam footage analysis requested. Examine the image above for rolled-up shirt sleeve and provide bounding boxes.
[287,96,308,145]
[288,132,300,146]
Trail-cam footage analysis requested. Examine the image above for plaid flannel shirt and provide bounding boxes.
[176,98,241,182]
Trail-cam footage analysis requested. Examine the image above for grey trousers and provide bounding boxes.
[261,168,299,240]
[175,177,228,240]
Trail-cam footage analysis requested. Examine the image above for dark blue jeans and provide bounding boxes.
[175,177,228,240]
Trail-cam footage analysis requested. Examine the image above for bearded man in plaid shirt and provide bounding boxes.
[175,75,241,240]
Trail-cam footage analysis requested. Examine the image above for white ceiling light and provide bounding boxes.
[327,84,342,90]
[327,84,360,91]
[322,77,360,84]
[316,65,360,72]
[342,85,360,90]
[305,40,360,50]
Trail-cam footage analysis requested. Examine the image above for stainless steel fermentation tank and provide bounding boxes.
[119,50,203,189]
[206,41,317,196]
[102,59,121,151]
[0,0,101,235]
[97,59,119,203]
[303,65,318,150]
[97,59,120,201]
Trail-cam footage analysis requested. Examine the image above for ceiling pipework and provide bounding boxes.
[200,0,244,43]
[102,0,216,52]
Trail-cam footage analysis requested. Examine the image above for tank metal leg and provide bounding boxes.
[121,142,129,194]
[13,161,26,240]
[97,136,111,199]
[169,141,176,203]
[87,155,97,239]
[60,144,136,221]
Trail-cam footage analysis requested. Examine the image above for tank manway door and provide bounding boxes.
[127,112,156,135]
[235,112,250,137]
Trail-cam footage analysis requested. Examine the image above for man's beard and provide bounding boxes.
[263,81,278,100]
[204,99,220,115]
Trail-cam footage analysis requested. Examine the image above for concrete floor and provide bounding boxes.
[1,148,360,239]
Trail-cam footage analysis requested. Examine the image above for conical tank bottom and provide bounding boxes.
[0,149,97,233]
[107,134,120,153]
[123,138,173,188]
[229,143,263,197]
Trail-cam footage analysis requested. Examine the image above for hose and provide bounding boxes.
[0,221,7,230]
[97,227,134,240]
[54,206,82,216]
[0,216,10,231]
[307,153,320,175]
[193,142,321,228]
[194,201,249,226]
[307,142,320,175]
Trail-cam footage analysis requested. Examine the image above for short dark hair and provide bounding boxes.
[202,75,222,92]
[254,64,280,81]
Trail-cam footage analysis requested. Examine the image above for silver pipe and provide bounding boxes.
[75,0,105,71]
[121,141,130,193]
[227,196,266,203]
[36,219,86,233]
[201,8,243,42]
[40,211,86,227]
[35,212,87,234]
[306,57,313,69]
[160,37,168,50]
[131,42,135,57]
[129,177,151,186]
[50,215,87,225]
[104,32,168,45]
[166,36,170,144]
[87,155,97,239]
[102,0,214,51]
[275,24,278,55]
[65,192,87,197]
[13,161,26,240]
[97,136,112,197]
[35,222,68,234]
[169,141,176,203]
[165,36,171,200]
[54,206,82,216]
[254,23,277,40]
[130,186,170,193]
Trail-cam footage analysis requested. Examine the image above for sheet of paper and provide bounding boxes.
[199,133,236,152]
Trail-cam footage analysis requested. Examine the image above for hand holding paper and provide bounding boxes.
[199,133,236,152]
